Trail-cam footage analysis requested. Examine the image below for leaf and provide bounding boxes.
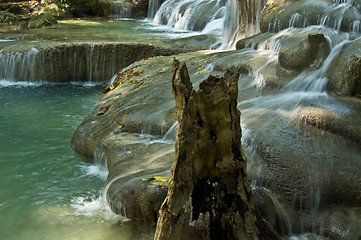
[142,176,168,182]
[154,176,168,182]
[116,120,125,128]
[279,49,283,54]
[197,69,206,74]
[103,85,111,94]
[46,142,52,146]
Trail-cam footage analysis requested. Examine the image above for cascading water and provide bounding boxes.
[153,0,227,31]
[148,0,164,19]
[220,0,240,48]
[108,0,132,19]
[0,48,39,82]
[151,0,266,48]
[0,44,121,82]
[267,0,361,34]
[1,0,361,239]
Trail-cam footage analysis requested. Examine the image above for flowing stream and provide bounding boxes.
[0,20,194,240]
[1,0,361,239]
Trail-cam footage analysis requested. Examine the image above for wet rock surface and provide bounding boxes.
[327,38,361,96]
[72,45,361,238]
[278,33,330,71]
[260,0,361,33]
[62,0,361,237]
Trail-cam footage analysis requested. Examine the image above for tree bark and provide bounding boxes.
[154,59,260,240]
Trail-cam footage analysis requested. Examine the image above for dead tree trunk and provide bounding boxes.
[154,59,260,240]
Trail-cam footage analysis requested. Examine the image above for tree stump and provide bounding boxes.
[154,59,260,240]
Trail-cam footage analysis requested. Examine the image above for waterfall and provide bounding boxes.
[281,39,350,94]
[161,121,178,142]
[268,0,361,33]
[220,0,240,48]
[0,44,134,82]
[108,0,132,19]
[150,0,266,48]
[148,0,163,19]
[0,48,39,82]
[153,0,228,31]
[112,7,131,19]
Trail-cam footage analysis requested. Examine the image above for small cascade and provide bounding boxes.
[93,148,109,178]
[267,0,361,34]
[111,7,132,19]
[151,0,266,48]
[108,0,132,19]
[220,0,240,48]
[221,0,266,48]
[0,48,39,82]
[236,25,361,236]
[281,38,350,94]
[148,0,163,19]
[161,121,178,142]
[0,43,135,82]
[242,36,352,112]
[236,0,265,37]
[153,0,227,32]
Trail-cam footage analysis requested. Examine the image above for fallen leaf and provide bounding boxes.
[117,120,125,128]
[46,142,52,146]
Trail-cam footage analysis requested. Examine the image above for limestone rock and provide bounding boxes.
[327,38,361,96]
[278,33,330,71]
[38,3,73,19]
[106,177,168,222]
[235,33,273,50]
[26,13,57,29]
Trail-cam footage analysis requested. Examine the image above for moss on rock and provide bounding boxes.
[26,13,57,29]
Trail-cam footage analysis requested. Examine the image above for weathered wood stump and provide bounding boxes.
[154,59,261,240]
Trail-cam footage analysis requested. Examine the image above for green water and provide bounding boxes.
[0,19,200,240]
[0,19,207,52]
[0,81,154,240]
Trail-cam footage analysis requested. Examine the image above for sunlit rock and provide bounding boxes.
[26,13,57,29]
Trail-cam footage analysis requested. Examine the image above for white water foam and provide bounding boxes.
[70,192,122,221]
[0,79,41,88]
[70,81,105,88]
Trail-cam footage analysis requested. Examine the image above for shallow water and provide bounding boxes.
[0,19,209,51]
[0,81,154,240]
